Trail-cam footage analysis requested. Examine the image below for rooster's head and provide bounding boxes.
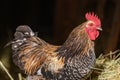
[85,12,102,40]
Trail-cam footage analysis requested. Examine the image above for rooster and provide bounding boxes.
[11,12,102,80]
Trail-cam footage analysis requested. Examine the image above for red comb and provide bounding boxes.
[85,12,101,27]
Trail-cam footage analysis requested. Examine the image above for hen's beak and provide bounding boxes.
[97,27,102,31]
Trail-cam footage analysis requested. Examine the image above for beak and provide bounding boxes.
[97,27,102,31]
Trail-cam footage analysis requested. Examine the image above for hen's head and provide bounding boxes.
[85,12,102,40]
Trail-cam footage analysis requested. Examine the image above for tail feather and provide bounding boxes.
[12,25,35,50]
[11,25,64,75]
[11,25,36,70]
[14,32,24,40]
[15,25,35,39]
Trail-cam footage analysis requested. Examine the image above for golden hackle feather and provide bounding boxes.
[57,23,94,60]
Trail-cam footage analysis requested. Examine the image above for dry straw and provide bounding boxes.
[91,50,120,80]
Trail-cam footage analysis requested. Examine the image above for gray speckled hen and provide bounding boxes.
[11,12,102,80]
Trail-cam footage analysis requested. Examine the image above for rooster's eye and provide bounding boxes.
[89,23,94,26]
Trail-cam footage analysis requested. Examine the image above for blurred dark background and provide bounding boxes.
[0,0,120,79]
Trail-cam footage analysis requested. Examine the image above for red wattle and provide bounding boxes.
[86,28,99,40]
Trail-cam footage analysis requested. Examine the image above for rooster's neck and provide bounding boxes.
[57,24,94,60]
